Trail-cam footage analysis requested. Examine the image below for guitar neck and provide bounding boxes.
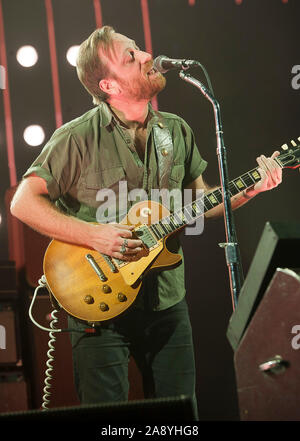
[203,166,262,212]
[148,162,281,240]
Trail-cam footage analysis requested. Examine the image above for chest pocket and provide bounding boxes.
[169,164,185,190]
[101,166,126,190]
[81,166,125,210]
[85,166,125,191]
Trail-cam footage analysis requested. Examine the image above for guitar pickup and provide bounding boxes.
[133,225,157,249]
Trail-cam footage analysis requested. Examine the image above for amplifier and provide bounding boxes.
[227,221,300,350]
[0,303,20,365]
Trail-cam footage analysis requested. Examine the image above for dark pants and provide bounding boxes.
[68,298,197,416]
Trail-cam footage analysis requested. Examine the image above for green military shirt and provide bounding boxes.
[24,102,207,311]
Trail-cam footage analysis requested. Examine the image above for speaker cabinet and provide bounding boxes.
[227,221,300,350]
[0,304,20,365]
[234,268,300,420]
[0,394,196,421]
[227,221,300,421]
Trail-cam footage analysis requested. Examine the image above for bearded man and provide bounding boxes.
[11,26,281,416]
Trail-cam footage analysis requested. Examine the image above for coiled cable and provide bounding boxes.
[29,275,62,334]
[29,275,62,410]
[29,275,95,410]
[41,309,58,410]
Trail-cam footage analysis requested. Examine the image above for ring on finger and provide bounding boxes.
[120,238,128,254]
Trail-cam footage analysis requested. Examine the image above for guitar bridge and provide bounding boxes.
[101,253,118,273]
[85,254,108,281]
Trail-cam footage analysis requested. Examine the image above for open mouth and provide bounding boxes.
[147,66,158,76]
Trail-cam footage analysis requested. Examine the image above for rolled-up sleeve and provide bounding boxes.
[23,128,82,201]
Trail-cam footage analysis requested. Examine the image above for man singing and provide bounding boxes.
[10,26,282,416]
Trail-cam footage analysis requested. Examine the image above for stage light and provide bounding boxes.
[23,125,45,146]
[16,45,38,67]
[66,45,79,67]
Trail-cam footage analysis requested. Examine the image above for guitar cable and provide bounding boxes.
[29,275,96,410]
[41,308,58,410]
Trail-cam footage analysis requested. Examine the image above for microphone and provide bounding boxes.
[153,55,198,74]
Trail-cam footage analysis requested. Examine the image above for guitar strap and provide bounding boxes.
[152,123,174,190]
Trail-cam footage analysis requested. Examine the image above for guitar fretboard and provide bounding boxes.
[148,166,263,240]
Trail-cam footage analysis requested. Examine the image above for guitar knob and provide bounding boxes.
[118,293,127,302]
[84,295,94,304]
[99,302,109,311]
[102,284,112,293]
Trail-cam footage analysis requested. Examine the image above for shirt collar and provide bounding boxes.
[98,101,114,127]
[98,101,165,129]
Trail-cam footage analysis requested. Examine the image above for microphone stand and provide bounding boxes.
[179,70,244,310]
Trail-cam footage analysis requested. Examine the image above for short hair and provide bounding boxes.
[76,26,116,105]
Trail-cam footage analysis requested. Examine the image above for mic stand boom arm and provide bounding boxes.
[179,70,244,310]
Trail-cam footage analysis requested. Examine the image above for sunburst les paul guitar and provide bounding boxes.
[43,139,300,322]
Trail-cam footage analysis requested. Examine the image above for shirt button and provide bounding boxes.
[161,148,168,156]
[158,122,164,128]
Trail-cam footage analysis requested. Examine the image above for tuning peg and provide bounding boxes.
[291,140,297,147]
[281,143,289,150]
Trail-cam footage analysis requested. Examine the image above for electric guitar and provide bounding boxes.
[43,138,300,322]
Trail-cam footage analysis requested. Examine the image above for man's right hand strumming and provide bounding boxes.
[10,175,143,261]
[86,223,143,261]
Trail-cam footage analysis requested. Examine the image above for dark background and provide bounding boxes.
[0,0,299,420]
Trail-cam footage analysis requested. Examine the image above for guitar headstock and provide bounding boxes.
[277,137,300,170]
